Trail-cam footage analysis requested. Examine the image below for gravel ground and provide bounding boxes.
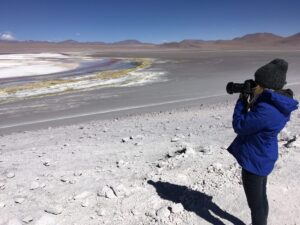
[0,97,299,225]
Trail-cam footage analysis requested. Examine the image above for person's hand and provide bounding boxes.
[239,92,248,100]
[239,92,250,108]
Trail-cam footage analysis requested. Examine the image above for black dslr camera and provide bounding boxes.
[226,79,257,95]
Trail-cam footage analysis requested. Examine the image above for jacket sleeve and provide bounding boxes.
[232,99,270,135]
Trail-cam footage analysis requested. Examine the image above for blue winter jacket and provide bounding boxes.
[228,89,298,176]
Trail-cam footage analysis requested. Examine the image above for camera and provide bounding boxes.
[226,79,257,95]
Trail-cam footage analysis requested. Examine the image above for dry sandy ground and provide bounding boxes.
[0,97,299,225]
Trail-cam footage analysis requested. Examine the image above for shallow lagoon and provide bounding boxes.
[0,53,164,102]
[0,53,138,87]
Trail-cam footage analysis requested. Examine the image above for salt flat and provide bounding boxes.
[0,53,80,79]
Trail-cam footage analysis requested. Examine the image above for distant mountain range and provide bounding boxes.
[1,33,300,50]
[56,39,153,45]
[159,32,300,48]
[0,38,151,45]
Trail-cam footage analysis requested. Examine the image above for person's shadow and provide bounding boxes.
[148,180,245,225]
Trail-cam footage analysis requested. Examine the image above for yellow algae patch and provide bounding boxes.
[135,58,152,69]
[0,58,152,97]
[93,58,151,80]
[2,79,73,94]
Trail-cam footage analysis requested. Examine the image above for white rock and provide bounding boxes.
[284,136,299,148]
[156,206,170,219]
[42,159,51,167]
[157,161,168,168]
[171,137,180,142]
[170,203,184,214]
[0,182,5,190]
[14,197,26,204]
[116,160,126,168]
[6,172,15,178]
[6,218,22,225]
[197,145,212,154]
[185,146,196,155]
[111,184,129,198]
[44,204,64,215]
[279,128,293,141]
[74,191,91,200]
[60,177,68,182]
[0,202,6,208]
[98,186,117,199]
[130,208,141,216]
[167,151,176,158]
[212,163,223,171]
[34,214,56,225]
[134,142,143,146]
[220,145,228,150]
[68,180,76,184]
[284,142,293,148]
[215,116,222,120]
[175,134,185,139]
[22,216,34,223]
[95,208,106,216]
[30,181,40,190]
[121,137,130,143]
[145,210,156,219]
[80,200,89,207]
[73,171,82,176]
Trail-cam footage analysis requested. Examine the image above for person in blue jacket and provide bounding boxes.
[227,59,298,225]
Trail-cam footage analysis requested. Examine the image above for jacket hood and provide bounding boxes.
[258,89,298,116]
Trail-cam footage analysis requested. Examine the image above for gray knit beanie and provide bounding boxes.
[254,58,288,90]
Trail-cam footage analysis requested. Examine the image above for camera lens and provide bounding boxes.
[226,82,234,94]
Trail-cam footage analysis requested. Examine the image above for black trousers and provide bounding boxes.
[242,169,268,225]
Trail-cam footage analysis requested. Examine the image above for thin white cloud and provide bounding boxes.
[0,32,16,41]
[76,32,81,36]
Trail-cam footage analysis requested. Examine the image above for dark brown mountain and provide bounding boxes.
[58,39,79,44]
[112,39,153,45]
[57,40,107,45]
[160,39,206,48]
[232,33,284,43]
[280,32,300,44]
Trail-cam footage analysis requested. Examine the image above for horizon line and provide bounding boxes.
[1,31,300,44]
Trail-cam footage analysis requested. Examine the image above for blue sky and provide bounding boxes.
[0,0,299,43]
